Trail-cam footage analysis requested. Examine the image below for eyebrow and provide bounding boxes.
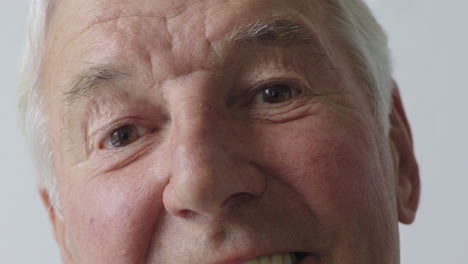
[63,64,126,104]
[230,18,319,48]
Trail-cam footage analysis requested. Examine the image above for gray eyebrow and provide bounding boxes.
[230,18,319,48]
[63,64,126,104]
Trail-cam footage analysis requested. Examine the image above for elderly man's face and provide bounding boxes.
[41,0,419,263]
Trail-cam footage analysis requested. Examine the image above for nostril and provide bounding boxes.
[179,209,195,218]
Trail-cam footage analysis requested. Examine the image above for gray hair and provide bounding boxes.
[17,0,393,212]
[17,0,60,211]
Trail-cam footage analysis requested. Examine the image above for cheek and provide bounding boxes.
[255,114,391,226]
[61,166,166,263]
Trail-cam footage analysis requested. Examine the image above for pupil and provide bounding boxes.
[121,131,130,141]
[263,85,291,103]
[110,126,136,148]
[266,88,280,99]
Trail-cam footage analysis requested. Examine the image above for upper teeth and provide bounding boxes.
[242,253,297,264]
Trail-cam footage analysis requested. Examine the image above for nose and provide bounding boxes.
[162,99,266,218]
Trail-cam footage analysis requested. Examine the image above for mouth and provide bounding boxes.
[241,252,312,264]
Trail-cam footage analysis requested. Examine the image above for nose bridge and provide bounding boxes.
[173,99,220,184]
[167,70,230,169]
[168,97,231,212]
[176,95,220,143]
[166,71,225,142]
[163,89,265,217]
[171,92,224,165]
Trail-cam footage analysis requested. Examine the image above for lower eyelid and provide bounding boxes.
[249,100,316,123]
[93,137,157,173]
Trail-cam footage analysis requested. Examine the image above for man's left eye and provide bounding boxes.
[103,125,151,149]
[254,84,299,104]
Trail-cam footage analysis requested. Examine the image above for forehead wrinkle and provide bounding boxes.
[66,14,165,50]
[59,0,203,50]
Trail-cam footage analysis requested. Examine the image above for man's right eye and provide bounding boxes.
[103,125,150,149]
[254,83,300,104]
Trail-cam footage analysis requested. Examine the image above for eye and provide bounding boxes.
[103,124,150,149]
[254,83,299,104]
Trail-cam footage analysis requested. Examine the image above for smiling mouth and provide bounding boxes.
[241,252,310,264]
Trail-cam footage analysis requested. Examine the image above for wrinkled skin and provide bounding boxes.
[41,0,420,263]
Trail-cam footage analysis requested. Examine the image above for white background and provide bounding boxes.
[1,0,467,263]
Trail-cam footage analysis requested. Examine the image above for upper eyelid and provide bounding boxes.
[257,81,302,92]
[249,80,304,99]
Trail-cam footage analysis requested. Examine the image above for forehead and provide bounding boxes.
[47,0,327,44]
[43,0,333,96]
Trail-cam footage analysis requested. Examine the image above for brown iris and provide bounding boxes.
[260,84,294,104]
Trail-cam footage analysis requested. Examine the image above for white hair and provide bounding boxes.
[17,0,393,211]
[17,0,61,212]
[330,0,393,132]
